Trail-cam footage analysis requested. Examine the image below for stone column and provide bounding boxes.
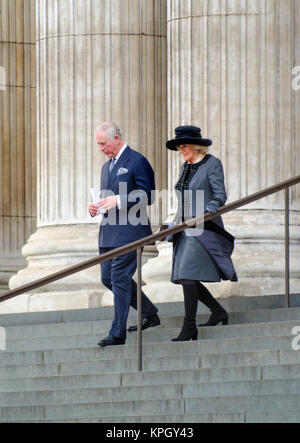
[143,0,300,301]
[6,0,167,313]
[0,0,36,295]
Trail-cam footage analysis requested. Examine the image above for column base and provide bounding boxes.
[3,225,104,314]
[3,226,158,314]
[0,290,106,314]
[0,258,27,296]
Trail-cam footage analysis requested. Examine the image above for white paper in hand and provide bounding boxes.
[90,188,106,215]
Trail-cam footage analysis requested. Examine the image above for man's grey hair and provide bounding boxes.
[95,122,122,140]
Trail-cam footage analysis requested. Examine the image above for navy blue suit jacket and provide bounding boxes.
[98,146,155,248]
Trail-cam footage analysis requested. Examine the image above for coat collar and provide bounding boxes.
[176,154,212,190]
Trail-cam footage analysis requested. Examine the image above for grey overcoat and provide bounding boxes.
[171,155,238,283]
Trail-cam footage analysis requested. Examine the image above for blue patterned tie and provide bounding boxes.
[109,158,116,174]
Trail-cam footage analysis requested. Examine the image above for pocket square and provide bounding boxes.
[117,167,128,176]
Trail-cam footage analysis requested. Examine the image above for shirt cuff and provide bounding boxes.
[116,195,121,209]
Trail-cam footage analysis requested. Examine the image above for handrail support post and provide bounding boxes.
[285,187,290,308]
[137,248,143,371]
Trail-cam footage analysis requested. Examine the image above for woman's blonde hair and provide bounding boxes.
[193,145,209,155]
[176,144,209,155]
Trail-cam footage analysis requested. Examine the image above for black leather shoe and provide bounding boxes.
[97,335,125,347]
[128,314,160,332]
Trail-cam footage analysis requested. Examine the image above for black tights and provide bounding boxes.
[180,279,225,327]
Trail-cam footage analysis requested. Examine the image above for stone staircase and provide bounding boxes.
[0,294,300,423]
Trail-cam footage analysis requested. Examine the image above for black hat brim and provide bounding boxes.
[166,137,213,151]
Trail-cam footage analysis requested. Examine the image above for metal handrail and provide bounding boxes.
[1,174,300,370]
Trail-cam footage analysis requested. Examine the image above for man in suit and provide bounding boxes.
[89,122,160,347]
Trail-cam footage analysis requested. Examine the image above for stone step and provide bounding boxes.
[130,320,300,342]
[92,409,300,424]
[2,349,299,379]
[0,346,299,384]
[0,366,265,394]
[4,319,300,352]
[159,308,300,328]
[185,394,300,414]
[183,378,300,399]
[2,347,300,378]
[5,320,109,340]
[246,409,300,424]
[0,335,296,368]
[5,411,246,423]
[0,399,184,421]
[105,409,300,424]
[0,295,299,423]
[122,364,300,387]
[4,307,300,340]
[0,355,199,378]
[0,379,298,413]
[0,294,299,328]
[0,365,300,398]
[0,383,182,406]
[1,394,300,421]
[6,409,300,423]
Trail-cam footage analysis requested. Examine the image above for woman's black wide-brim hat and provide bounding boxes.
[166,125,212,151]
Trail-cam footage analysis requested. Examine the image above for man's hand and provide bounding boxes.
[98,196,118,212]
[88,203,99,217]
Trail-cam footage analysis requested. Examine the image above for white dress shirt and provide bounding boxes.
[114,144,127,163]
[113,144,128,209]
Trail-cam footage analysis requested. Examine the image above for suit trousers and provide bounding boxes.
[100,248,158,340]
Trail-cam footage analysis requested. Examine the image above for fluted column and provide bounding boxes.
[0,0,36,296]
[167,0,300,209]
[143,0,300,301]
[7,0,167,313]
[35,0,167,228]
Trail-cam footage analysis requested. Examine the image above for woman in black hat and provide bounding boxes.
[166,126,237,342]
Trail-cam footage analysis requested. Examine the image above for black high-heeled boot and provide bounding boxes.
[172,322,198,342]
[172,280,199,342]
[198,310,228,327]
[197,282,228,327]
